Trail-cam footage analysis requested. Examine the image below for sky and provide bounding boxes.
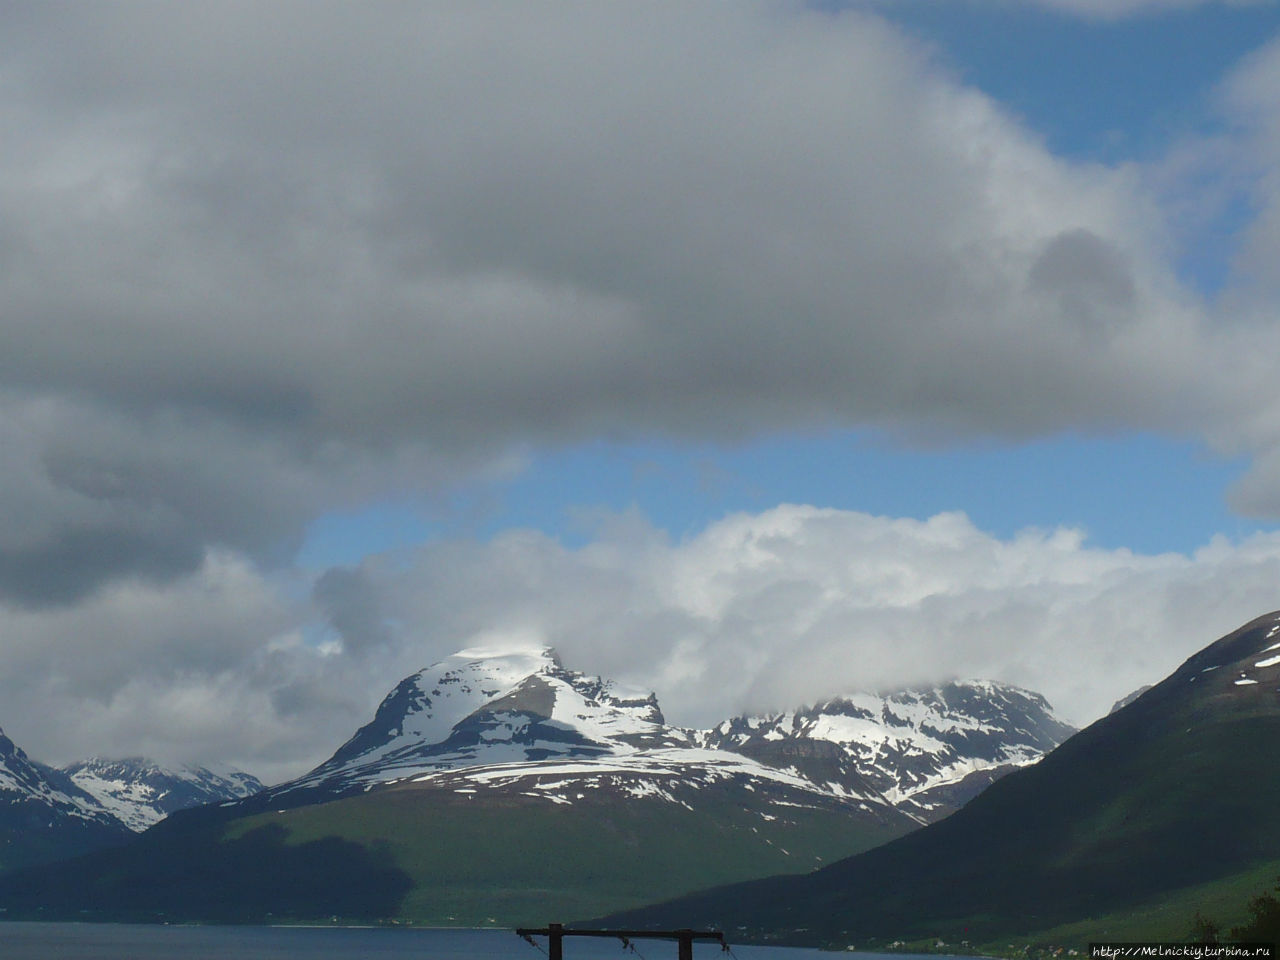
[6,1,1280,782]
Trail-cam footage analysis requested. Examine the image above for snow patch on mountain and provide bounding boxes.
[1180,611,1280,692]
[417,748,820,794]
[394,746,899,820]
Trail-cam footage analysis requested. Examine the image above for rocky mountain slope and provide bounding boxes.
[0,728,131,872]
[62,758,264,831]
[596,611,1280,948]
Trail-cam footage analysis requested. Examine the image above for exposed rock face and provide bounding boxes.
[1110,685,1153,713]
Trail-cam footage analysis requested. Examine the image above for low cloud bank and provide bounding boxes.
[5,507,1278,783]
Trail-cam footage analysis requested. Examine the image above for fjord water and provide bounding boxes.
[0,925,925,960]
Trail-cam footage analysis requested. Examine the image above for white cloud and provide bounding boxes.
[377,506,1280,733]
[1168,31,1280,513]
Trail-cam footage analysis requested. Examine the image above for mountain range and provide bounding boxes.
[3,613,1276,943]
[0,643,1073,925]
[246,645,1071,825]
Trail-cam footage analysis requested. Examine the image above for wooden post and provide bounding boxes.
[677,930,693,960]
[549,923,564,960]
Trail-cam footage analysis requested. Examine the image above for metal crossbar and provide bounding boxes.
[516,924,728,960]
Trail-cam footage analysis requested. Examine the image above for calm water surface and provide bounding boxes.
[0,924,949,960]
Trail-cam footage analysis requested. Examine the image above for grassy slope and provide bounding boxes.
[224,781,910,925]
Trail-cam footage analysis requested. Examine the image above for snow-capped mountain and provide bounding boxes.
[257,644,1071,826]
[267,644,695,802]
[0,728,115,824]
[702,681,1075,821]
[62,758,264,831]
[0,724,263,872]
[238,643,918,848]
[0,727,131,871]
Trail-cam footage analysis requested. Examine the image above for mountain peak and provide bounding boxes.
[273,643,675,800]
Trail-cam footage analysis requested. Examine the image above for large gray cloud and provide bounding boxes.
[0,391,507,606]
[0,2,1267,608]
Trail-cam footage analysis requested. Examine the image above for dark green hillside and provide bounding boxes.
[0,801,130,875]
[0,775,909,925]
[1011,858,1280,946]
[0,812,413,924]
[595,613,1280,947]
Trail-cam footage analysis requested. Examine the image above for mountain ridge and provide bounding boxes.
[62,757,265,832]
[700,679,1073,822]
[0,723,267,870]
